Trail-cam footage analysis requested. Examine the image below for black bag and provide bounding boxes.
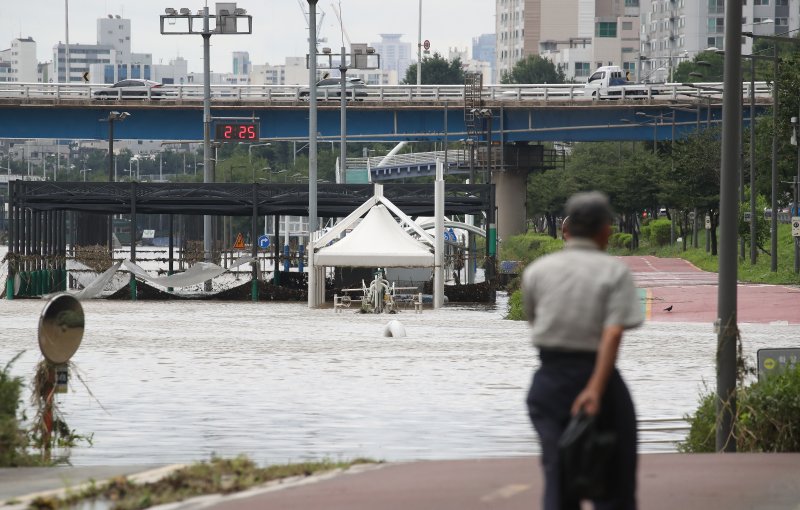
[557,411,617,500]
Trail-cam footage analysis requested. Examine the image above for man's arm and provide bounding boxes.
[571,324,624,416]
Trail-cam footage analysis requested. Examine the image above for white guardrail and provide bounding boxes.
[0,81,774,103]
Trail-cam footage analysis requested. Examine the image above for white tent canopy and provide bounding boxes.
[315,205,434,267]
[308,179,444,309]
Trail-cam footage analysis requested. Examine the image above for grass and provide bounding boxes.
[28,456,378,510]
[611,223,800,286]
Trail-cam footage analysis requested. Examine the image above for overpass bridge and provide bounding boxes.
[0,81,771,143]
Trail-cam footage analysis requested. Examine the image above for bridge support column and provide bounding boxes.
[492,166,528,243]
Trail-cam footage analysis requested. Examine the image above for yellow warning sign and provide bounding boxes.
[233,233,245,250]
[763,358,776,370]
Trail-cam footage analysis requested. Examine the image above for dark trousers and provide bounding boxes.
[527,350,637,510]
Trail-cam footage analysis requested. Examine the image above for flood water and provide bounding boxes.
[0,295,795,466]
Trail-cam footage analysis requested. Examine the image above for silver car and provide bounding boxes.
[93,79,164,100]
[299,78,367,100]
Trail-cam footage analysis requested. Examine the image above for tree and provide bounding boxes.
[501,55,565,84]
[667,127,722,253]
[672,51,724,83]
[403,53,465,85]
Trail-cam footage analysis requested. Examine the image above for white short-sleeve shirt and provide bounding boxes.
[521,238,643,352]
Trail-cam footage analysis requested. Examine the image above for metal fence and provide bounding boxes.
[0,81,774,104]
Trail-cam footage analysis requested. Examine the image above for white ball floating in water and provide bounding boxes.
[384,320,406,338]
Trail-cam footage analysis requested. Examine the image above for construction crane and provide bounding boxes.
[296,0,327,46]
[330,2,352,47]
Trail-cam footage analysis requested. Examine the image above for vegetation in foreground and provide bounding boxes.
[680,366,800,453]
[500,232,564,320]
[28,456,378,510]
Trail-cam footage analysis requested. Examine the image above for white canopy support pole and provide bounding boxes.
[434,159,445,309]
[308,250,317,308]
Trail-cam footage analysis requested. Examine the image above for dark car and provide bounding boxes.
[299,77,367,100]
[93,79,164,100]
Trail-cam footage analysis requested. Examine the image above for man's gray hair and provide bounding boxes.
[564,191,614,238]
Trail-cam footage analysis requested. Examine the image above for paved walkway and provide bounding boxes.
[4,455,798,510]
[622,256,800,324]
[0,464,165,502]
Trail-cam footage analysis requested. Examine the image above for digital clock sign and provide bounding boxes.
[214,122,260,141]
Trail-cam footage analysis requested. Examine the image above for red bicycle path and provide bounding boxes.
[193,454,800,510]
[621,256,800,324]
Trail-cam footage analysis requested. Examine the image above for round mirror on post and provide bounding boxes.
[38,293,85,364]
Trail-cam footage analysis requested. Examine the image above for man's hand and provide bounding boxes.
[572,387,601,416]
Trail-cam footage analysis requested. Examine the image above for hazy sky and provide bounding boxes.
[0,1,495,73]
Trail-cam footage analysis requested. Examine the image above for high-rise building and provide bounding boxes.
[472,33,497,81]
[496,0,641,82]
[0,37,38,82]
[639,0,800,82]
[232,51,250,77]
[54,14,153,83]
[53,43,115,83]
[97,15,131,61]
[370,34,412,81]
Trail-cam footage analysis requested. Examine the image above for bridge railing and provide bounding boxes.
[366,149,469,170]
[0,81,774,103]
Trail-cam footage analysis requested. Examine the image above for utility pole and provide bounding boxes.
[416,0,422,88]
[308,0,318,234]
[339,45,348,184]
[202,6,213,276]
[716,0,743,452]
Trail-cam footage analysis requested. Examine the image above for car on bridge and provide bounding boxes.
[93,79,164,100]
[299,77,367,101]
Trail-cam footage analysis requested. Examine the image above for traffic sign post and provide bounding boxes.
[757,348,800,380]
[233,233,246,250]
[423,39,431,53]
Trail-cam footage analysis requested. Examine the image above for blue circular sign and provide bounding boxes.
[257,235,271,249]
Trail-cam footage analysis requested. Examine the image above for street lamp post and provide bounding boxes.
[792,112,800,273]
[742,31,800,272]
[102,111,130,254]
[160,5,253,280]
[310,45,379,184]
[714,49,778,265]
[417,0,422,88]
[248,142,271,165]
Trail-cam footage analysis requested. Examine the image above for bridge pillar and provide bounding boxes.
[492,166,528,243]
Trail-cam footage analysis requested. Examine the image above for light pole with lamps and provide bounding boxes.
[715,48,776,265]
[100,110,130,254]
[742,31,800,272]
[248,142,271,164]
[417,0,422,88]
[160,5,253,277]
[311,45,379,183]
[792,112,800,273]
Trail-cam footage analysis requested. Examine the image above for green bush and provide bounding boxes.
[501,233,564,321]
[640,224,651,242]
[499,232,564,267]
[648,219,672,246]
[507,289,525,321]
[608,233,633,251]
[0,352,34,466]
[680,366,800,453]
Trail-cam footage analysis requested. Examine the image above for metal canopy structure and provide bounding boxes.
[9,181,492,217]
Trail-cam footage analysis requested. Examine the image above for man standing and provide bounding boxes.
[522,192,642,509]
